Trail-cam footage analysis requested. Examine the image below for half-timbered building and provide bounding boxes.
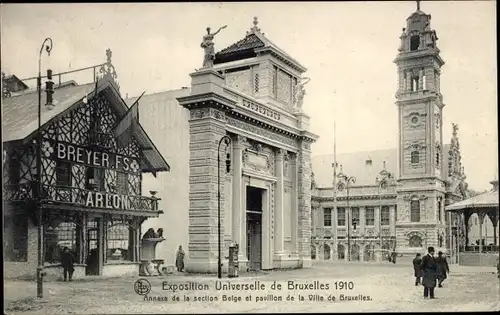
[2,51,169,279]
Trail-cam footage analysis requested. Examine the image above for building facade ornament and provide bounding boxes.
[201,25,227,69]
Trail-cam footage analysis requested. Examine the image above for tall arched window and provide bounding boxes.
[410,200,421,222]
[410,35,420,51]
[106,220,134,262]
[411,151,420,164]
[409,235,423,247]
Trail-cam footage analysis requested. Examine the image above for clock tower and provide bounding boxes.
[394,2,447,254]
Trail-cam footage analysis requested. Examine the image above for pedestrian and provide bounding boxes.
[413,253,423,286]
[61,247,75,282]
[175,245,185,272]
[436,251,450,287]
[391,250,397,264]
[420,246,438,299]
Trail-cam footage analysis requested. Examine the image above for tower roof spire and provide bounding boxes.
[417,0,421,11]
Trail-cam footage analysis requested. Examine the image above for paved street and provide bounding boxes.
[4,261,499,314]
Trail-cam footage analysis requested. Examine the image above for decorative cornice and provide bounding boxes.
[177,92,236,111]
[311,194,398,202]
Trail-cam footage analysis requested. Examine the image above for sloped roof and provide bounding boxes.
[2,83,95,142]
[1,80,170,174]
[217,34,265,56]
[312,144,451,188]
[215,21,307,72]
[445,189,498,211]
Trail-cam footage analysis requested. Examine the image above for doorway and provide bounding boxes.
[246,186,263,271]
[86,219,100,275]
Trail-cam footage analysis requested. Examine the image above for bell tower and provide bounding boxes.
[394,1,448,254]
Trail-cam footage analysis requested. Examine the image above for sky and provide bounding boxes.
[1,1,497,191]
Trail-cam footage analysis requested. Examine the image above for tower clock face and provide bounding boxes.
[408,113,421,127]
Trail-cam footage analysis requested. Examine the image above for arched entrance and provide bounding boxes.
[324,244,331,260]
[364,244,375,262]
[350,244,360,261]
[337,244,345,260]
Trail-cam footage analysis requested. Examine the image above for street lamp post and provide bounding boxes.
[337,168,355,262]
[36,38,54,298]
[217,135,231,279]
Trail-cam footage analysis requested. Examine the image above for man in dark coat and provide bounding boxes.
[420,246,438,299]
[435,251,450,287]
[61,247,75,281]
[413,253,423,286]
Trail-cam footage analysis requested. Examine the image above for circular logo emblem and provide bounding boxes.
[134,279,151,295]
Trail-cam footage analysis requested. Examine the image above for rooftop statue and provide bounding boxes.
[293,77,310,112]
[201,25,227,69]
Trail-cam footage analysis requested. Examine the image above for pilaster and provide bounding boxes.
[297,140,312,267]
[232,135,244,260]
[359,206,366,233]
[274,148,285,257]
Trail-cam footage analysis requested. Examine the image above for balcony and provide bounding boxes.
[3,182,160,213]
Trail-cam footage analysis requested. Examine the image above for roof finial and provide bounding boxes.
[417,0,421,11]
[250,16,261,33]
[383,160,387,170]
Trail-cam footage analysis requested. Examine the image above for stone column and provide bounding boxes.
[359,206,366,234]
[332,206,338,260]
[274,149,285,256]
[297,141,313,267]
[291,154,298,254]
[390,205,396,237]
[375,206,381,235]
[232,136,244,256]
[406,71,412,91]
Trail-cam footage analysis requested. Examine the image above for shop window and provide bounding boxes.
[106,221,134,262]
[323,208,332,227]
[9,155,20,185]
[45,221,78,264]
[4,214,28,262]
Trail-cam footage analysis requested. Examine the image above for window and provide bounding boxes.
[337,207,346,226]
[410,35,420,51]
[412,77,419,91]
[351,207,360,227]
[436,151,440,166]
[86,167,105,191]
[272,66,278,98]
[437,199,442,223]
[254,73,260,93]
[381,206,390,226]
[323,208,332,227]
[365,207,375,226]
[422,74,427,90]
[4,214,28,262]
[8,155,20,185]
[395,206,398,222]
[409,235,423,247]
[411,151,420,164]
[410,200,421,222]
[45,221,78,263]
[116,171,128,195]
[106,221,134,262]
[56,160,72,186]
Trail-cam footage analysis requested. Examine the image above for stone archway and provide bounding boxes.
[324,244,331,260]
[337,244,345,260]
[350,244,360,261]
[364,244,375,262]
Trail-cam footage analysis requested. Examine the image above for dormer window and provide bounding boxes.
[410,35,420,51]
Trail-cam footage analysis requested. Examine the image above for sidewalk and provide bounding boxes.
[449,265,497,275]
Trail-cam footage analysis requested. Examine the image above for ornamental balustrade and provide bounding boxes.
[4,182,159,212]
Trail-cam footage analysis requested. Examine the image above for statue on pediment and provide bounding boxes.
[293,77,310,112]
[201,25,227,68]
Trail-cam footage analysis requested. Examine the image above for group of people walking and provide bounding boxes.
[412,246,450,299]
